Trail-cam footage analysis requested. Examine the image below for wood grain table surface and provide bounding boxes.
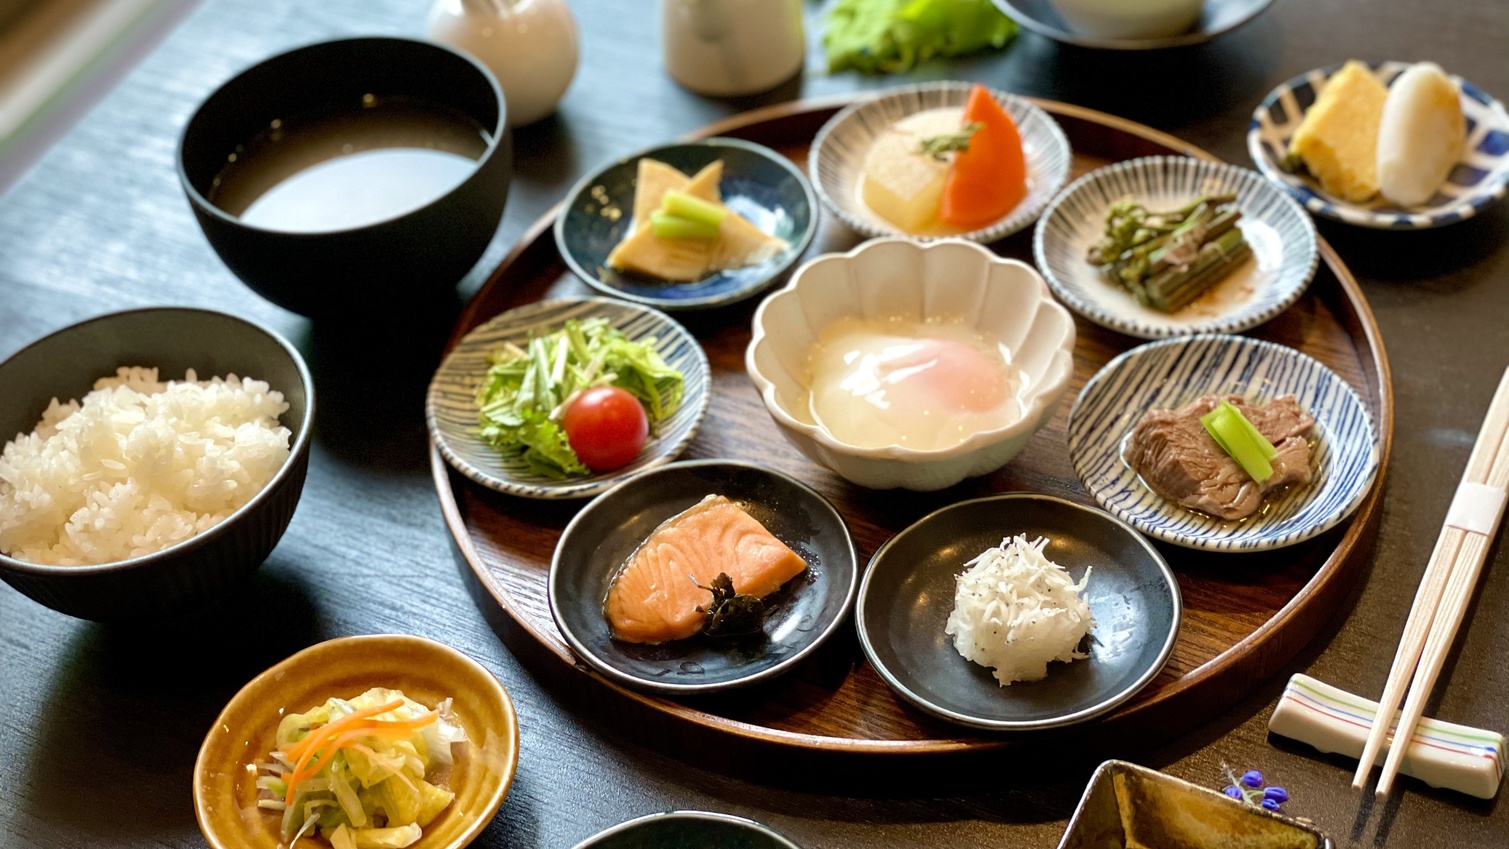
[1,1,1506,847]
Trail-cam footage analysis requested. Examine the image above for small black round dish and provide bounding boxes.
[856,493,1180,731]
[178,37,510,319]
[0,308,314,621]
[992,0,1272,50]
[554,138,817,311]
[571,811,803,849]
[549,460,857,695]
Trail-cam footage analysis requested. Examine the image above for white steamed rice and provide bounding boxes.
[0,367,291,566]
[944,534,1095,686]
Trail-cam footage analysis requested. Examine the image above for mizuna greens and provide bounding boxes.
[476,318,685,478]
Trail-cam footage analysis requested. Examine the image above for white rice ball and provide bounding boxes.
[944,535,1095,686]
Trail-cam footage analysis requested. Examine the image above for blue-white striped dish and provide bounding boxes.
[1068,335,1379,552]
[427,297,711,500]
[1249,61,1509,229]
[1035,156,1318,340]
[809,82,1071,243]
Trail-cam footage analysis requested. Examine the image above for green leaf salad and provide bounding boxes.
[824,0,1017,74]
[475,317,685,478]
[254,688,469,849]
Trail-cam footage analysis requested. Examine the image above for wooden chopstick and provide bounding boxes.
[1352,365,1509,790]
[1374,408,1509,795]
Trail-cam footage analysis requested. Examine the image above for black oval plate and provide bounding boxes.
[549,460,857,694]
[856,493,1181,730]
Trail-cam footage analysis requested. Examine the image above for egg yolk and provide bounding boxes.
[805,317,1022,451]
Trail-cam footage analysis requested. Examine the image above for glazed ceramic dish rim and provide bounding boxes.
[1032,155,1319,339]
[807,81,1072,243]
[547,458,860,695]
[989,0,1275,51]
[425,296,712,500]
[1247,60,1509,229]
[191,633,520,849]
[569,810,804,849]
[746,237,1076,461]
[1068,333,1380,552]
[0,306,315,576]
[854,493,1182,731]
[552,136,819,310]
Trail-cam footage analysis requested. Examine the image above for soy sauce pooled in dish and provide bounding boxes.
[208,94,492,233]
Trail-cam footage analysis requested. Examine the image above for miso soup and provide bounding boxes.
[208,95,492,233]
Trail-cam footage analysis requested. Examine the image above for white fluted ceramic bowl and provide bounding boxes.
[746,238,1076,491]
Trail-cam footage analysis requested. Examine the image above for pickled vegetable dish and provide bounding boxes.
[253,687,469,849]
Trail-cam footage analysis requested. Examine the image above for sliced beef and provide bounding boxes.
[1125,393,1315,521]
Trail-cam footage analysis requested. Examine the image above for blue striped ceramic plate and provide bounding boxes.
[1248,61,1509,229]
[1034,156,1317,340]
[809,82,1071,243]
[1068,335,1379,552]
[426,297,711,500]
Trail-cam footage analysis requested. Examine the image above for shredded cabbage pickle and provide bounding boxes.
[254,687,469,848]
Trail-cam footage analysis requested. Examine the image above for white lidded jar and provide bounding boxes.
[427,0,580,127]
[661,0,805,96]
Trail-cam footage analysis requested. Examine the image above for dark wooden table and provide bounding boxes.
[2,1,1506,847]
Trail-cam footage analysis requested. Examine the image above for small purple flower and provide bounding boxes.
[1224,785,1243,800]
[1262,798,1281,811]
[1242,769,1264,788]
[1264,786,1289,804]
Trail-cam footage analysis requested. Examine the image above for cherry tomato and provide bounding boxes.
[563,386,649,471]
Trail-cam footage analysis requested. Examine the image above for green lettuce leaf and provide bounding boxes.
[824,0,1017,74]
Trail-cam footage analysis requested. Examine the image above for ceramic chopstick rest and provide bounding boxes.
[1269,674,1505,799]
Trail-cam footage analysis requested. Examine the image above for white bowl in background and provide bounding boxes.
[1048,0,1204,39]
[746,238,1076,491]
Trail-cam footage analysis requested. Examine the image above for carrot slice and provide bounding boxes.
[939,84,1027,230]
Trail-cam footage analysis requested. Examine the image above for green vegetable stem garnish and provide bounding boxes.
[824,0,1017,75]
[1200,400,1279,482]
[650,190,728,240]
[695,572,766,637]
[917,122,982,160]
[1086,194,1251,313]
[476,317,685,479]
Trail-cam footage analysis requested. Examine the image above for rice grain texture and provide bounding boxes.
[0,367,291,565]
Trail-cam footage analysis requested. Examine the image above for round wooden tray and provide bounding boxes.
[430,95,1394,782]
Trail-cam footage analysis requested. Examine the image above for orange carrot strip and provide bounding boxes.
[281,711,436,806]
[283,699,406,764]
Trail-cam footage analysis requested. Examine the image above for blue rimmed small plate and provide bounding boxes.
[554,138,818,310]
[426,297,711,500]
[1034,156,1318,340]
[1068,334,1379,552]
[809,81,1072,243]
[1248,61,1509,229]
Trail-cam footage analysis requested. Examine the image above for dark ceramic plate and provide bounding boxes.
[856,494,1180,730]
[549,461,857,694]
[554,138,817,311]
[572,811,802,849]
[991,0,1272,50]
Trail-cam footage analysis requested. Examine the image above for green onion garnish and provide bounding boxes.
[649,211,721,240]
[1199,400,1278,482]
[660,190,727,227]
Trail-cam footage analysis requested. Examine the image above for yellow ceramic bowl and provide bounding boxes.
[194,634,519,849]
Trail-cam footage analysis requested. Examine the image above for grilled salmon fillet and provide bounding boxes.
[604,494,808,643]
